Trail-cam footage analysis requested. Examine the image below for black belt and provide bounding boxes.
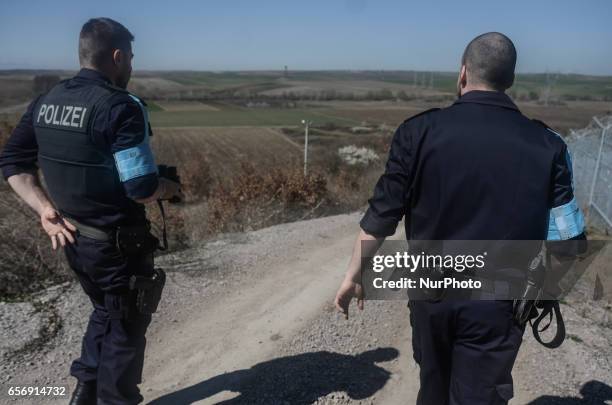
[65,217,115,241]
[66,216,167,252]
[66,201,170,249]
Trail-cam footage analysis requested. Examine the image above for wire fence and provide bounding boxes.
[567,115,612,234]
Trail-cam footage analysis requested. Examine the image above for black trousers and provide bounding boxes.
[408,299,525,405]
[64,233,154,405]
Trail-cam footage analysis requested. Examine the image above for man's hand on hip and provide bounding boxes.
[6,172,74,250]
[41,206,77,250]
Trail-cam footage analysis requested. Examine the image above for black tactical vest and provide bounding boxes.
[33,80,146,227]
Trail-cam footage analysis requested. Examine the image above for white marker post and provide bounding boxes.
[302,119,311,176]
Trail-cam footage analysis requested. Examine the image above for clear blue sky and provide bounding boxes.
[1,0,611,74]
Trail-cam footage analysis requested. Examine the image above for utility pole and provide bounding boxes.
[301,119,312,175]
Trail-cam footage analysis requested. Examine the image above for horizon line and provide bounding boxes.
[1,68,611,78]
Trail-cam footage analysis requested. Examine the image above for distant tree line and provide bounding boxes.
[152,88,456,103]
[147,79,612,104]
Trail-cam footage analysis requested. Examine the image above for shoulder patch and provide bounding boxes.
[403,108,441,124]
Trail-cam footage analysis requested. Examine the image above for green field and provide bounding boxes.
[161,71,280,88]
[148,107,360,127]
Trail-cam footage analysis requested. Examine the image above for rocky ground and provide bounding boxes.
[1,212,610,404]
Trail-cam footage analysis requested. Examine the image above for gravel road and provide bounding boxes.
[1,212,610,404]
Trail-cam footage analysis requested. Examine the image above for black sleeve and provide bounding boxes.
[360,122,413,237]
[0,97,41,179]
[106,100,159,200]
[546,139,586,241]
[545,136,587,261]
[550,142,574,208]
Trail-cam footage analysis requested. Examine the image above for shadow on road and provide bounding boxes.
[526,380,612,405]
[148,347,399,404]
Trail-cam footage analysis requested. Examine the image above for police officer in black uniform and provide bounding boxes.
[334,32,586,405]
[0,18,181,405]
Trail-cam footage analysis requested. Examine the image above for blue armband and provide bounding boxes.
[113,94,157,182]
[114,142,157,182]
[547,198,585,240]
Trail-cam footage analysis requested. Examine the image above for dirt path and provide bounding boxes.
[1,212,610,404]
[141,213,417,404]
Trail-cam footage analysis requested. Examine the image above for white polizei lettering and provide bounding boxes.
[38,104,87,128]
[61,106,73,126]
[44,104,55,124]
[71,107,82,128]
[37,104,47,123]
[79,108,87,128]
[52,104,61,125]
[59,105,67,125]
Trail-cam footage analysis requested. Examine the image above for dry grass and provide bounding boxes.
[205,163,328,233]
[0,186,71,298]
[0,123,73,298]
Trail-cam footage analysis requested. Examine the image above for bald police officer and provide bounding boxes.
[335,33,586,405]
[0,18,181,405]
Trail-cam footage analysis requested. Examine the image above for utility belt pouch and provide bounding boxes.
[129,268,166,314]
[512,281,540,325]
[513,251,546,325]
[116,224,159,256]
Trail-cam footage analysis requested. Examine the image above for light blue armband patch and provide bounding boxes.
[547,197,585,240]
[114,142,157,182]
[113,94,157,182]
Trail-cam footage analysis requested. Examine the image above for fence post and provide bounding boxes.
[585,118,607,225]
[303,121,310,176]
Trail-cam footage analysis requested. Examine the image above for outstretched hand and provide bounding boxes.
[334,278,364,320]
[40,206,77,250]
